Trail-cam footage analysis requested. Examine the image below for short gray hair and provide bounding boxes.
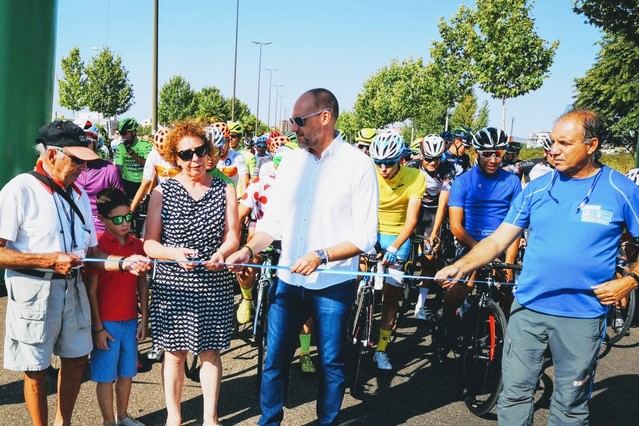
[35,143,64,159]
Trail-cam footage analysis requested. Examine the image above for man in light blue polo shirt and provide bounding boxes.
[436,109,639,425]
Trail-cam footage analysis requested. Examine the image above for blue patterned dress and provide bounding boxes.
[150,177,235,354]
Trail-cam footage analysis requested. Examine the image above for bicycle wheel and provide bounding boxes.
[350,284,374,396]
[607,288,636,345]
[184,352,201,383]
[255,281,270,391]
[462,298,508,417]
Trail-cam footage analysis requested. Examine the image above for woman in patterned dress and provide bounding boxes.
[144,120,239,426]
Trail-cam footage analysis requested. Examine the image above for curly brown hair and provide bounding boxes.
[160,119,212,165]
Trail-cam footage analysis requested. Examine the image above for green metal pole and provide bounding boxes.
[0,0,58,188]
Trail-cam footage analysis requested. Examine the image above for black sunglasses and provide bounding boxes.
[373,159,399,167]
[107,212,134,225]
[423,156,442,163]
[177,144,209,161]
[288,110,328,127]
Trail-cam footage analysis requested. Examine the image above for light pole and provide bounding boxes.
[273,84,283,130]
[265,68,278,128]
[252,41,271,136]
[231,0,240,120]
[151,0,158,132]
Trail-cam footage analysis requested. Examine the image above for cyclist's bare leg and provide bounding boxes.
[163,350,187,426]
[380,284,403,332]
[199,349,222,425]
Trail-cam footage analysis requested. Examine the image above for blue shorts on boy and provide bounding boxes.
[91,319,138,382]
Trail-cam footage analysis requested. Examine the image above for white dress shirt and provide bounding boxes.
[256,134,379,289]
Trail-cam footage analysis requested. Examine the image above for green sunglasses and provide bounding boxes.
[107,212,134,225]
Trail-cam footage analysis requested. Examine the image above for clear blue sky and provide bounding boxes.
[54,0,602,138]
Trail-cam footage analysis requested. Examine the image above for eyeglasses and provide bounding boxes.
[423,156,441,163]
[288,110,329,127]
[107,212,134,225]
[373,159,399,167]
[478,150,506,160]
[177,144,209,161]
[53,147,86,165]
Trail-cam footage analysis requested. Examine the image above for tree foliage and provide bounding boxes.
[159,75,197,125]
[58,47,86,115]
[84,48,134,118]
[450,91,490,132]
[196,86,230,122]
[574,33,639,144]
[336,111,359,142]
[574,0,639,46]
[472,0,558,111]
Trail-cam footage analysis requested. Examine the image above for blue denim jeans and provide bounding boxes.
[258,280,355,426]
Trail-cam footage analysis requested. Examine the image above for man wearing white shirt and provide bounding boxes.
[227,88,378,425]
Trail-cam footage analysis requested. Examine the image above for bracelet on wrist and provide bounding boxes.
[93,328,105,334]
[625,271,639,287]
[118,257,126,272]
[242,245,254,259]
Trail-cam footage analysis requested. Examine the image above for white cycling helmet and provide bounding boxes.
[370,130,404,162]
[420,134,446,158]
[205,126,225,149]
[537,132,553,152]
[626,168,639,186]
[472,127,509,151]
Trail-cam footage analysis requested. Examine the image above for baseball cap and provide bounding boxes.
[36,120,99,161]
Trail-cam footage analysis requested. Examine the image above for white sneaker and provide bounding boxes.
[117,416,145,426]
[414,307,428,320]
[614,317,625,331]
[147,347,163,361]
[373,351,393,370]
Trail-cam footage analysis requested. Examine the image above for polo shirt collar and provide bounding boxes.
[34,160,82,195]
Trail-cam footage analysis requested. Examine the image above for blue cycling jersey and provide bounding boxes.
[505,166,639,318]
[448,165,521,242]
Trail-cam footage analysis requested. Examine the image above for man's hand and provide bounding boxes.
[122,255,151,276]
[204,251,225,271]
[137,321,148,342]
[435,264,468,289]
[290,252,322,276]
[52,252,83,275]
[592,276,638,305]
[226,247,252,272]
[94,329,115,350]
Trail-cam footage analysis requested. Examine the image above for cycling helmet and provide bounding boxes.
[370,130,404,162]
[355,128,377,145]
[254,134,268,149]
[244,137,254,149]
[84,129,98,143]
[410,137,423,154]
[420,134,446,158]
[506,140,524,154]
[537,132,553,152]
[117,117,138,134]
[440,131,454,144]
[452,126,472,147]
[227,121,243,135]
[212,122,230,140]
[285,131,298,143]
[205,126,226,149]
[472,127,509,151]
[153,127,170,151]
[626,168,639,186]
[267,135,289,154]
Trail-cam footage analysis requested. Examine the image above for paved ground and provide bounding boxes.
[0,290,638,425]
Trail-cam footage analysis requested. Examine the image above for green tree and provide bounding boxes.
[158,75,197,125]
[58,47,86,116]
[472,0,558,129]
[574,33,639,146]
[196,86,230,122]
[336,111,360,142]
[84,48,134,118]
[574,0,639,46]
[450,91,490,132]
[475,101,489,130]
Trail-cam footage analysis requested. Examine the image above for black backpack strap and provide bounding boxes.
[28,171,86,226]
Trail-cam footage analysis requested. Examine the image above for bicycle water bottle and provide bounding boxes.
[456,297,472,319]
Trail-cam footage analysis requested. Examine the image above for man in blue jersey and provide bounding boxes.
[443,127,521,324]
[436,110,639,425]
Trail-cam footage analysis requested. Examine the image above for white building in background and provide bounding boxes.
[527,131,552,148]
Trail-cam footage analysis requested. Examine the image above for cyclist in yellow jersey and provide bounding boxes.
[370,130,426,371]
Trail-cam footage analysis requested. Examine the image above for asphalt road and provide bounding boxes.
[0,291,638,426]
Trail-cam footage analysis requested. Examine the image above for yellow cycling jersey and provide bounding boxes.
[376,165,426,235]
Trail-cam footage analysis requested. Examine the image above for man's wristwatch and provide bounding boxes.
[625,271,639,287]
[314,249,329,265]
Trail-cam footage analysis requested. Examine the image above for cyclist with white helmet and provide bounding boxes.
[442,127,521,336]
[205,126,234,186]
[370,130,426,370]
[441,127,472,177]
[214,122,249,197]
[253,134,273,177]
[412,134,456,320]
[528,132,556,181]
[355,128,377,156]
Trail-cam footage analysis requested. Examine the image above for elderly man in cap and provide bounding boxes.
[0,120,149,426]
[114,117,152,202]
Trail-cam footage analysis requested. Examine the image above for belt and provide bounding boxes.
[15,269,79,280]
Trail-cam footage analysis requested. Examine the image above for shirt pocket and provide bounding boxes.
[5,277,50,344]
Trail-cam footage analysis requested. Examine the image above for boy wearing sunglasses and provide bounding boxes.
[87,188,148,426]
[369,130,426,371]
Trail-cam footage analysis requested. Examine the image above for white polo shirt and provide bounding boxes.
[0,173,97,266]
[257,134,379,289]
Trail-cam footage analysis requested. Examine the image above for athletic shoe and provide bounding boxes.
[373,351,393,370]
[414,307,436,322]
[236,298,253,324]
[147,347,163,361]
[117,416,145,426]
[300,354,316,374]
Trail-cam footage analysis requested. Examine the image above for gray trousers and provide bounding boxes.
[498,300,605,426]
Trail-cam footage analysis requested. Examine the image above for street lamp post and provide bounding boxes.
[151,0,158,132]
[252,41,271,136]
[273,84,283,130]
[231,0,240,121]
[265,68,278,128]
